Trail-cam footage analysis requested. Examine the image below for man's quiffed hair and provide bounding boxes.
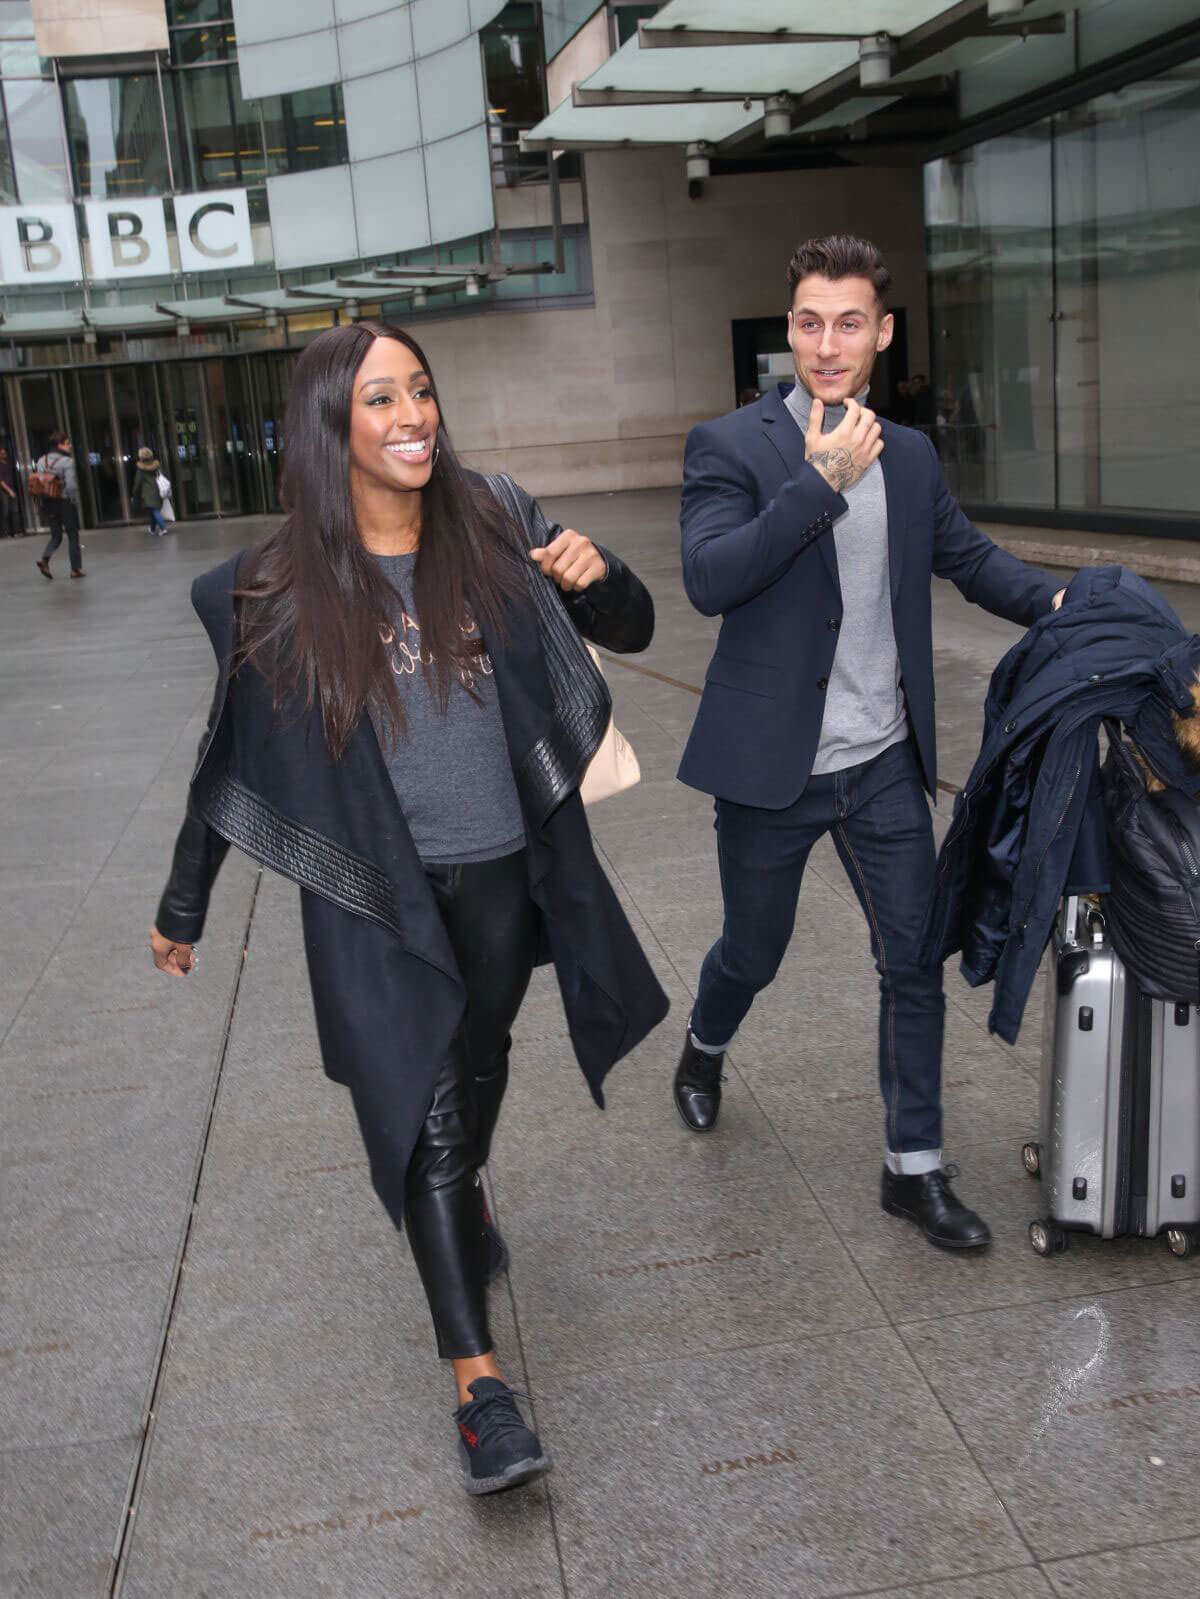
[786,234,891,308]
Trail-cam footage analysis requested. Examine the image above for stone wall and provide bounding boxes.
[423,147,927,496]
[32,0,168,56]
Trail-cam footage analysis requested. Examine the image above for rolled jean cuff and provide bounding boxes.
[886,1147,942,1176]
[687,1015,734,1055]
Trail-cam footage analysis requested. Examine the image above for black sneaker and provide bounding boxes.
[481,1196,509,1284]
[454,1378,551,1496]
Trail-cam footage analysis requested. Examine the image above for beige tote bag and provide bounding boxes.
[580,645,641,805]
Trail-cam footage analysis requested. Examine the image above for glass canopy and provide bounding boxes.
[525,0,1106,151]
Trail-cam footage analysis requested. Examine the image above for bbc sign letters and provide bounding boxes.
[0,190,254,284]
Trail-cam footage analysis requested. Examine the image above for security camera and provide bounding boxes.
[686,141,711,200]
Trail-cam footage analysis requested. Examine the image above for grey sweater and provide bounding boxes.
[370,551,526,864]
[784,381,908,776]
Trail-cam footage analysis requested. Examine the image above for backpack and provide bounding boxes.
[28,456,63,499]
[1101,724,1200,1002]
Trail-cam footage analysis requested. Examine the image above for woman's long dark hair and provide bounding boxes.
[234,321,524,758]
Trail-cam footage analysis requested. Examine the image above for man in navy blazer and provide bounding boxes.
[673,234,1063,1251]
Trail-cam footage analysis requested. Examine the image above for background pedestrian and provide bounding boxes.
[132,446,167,535]
[34,432,84,580]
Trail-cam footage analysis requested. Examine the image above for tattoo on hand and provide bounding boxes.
[808,448,855,493]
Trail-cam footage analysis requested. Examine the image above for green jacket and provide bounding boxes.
[132,461,162,510]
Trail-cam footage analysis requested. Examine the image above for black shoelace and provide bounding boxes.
[462,1388,535,1450]
[922,1164,960,1203]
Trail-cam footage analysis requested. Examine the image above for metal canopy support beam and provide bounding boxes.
[637,15,1065,48]
[349,266,481,280]
[575,84,761,105]
[638,24,859,46]
[573,74,951,108]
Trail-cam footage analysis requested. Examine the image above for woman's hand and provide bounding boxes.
[151,926,197,977]
[528,530,607,593]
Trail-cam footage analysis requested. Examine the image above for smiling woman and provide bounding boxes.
[148,320,669,1499]
[232,323,527,756]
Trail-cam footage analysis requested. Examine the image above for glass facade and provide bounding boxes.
[0,4,347,211]
[0,1,589,526]
[64,76,174,199]
[484,3,551,186]
[926,56,1200,521]
[1,76,71,200]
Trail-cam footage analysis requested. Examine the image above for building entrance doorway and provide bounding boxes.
[1,350,299,532]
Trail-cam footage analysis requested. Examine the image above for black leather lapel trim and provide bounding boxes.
[485,473,611,827]
[199,770,407,942]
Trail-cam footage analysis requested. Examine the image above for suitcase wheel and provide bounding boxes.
[1166,1227,1196,1259]
[1022,1142,1042,1179]
[1030,1218,1068,1256]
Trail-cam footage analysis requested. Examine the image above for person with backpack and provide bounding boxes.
[131,446,167,535]
[33,432,84,580]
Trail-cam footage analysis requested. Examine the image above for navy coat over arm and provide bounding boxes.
[677,383,1059,810]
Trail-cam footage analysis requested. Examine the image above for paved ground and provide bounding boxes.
[3,496,1200,1599]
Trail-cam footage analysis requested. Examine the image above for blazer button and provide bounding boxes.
[817,675,829,691]
[826,618,840,632]
[1004,720,1017,733]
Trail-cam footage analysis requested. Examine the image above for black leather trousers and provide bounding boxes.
[347,849,538,1359]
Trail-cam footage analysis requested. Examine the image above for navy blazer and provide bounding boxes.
[677,382,1059,808]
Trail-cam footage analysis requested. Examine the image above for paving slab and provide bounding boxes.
[0,1258,171,1450]
[7,495,1200,1594]
[118,1413,563,1599]
[0,1438,137,1599]
[1043,1536,1200,1597]
[541,1332,1027,1598]
[846,1574,1054,1599]
[901,1280,1200,1561]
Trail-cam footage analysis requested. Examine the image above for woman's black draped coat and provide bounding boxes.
[156,510,669,1202]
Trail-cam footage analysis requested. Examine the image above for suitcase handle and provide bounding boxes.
[1059,894,1105,948]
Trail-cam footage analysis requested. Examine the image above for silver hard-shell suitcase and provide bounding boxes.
[1025,895,1200,1257]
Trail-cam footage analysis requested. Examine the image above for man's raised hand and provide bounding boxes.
[804,397,883,495]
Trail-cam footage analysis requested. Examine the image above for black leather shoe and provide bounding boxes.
[674,1032,724,1133]
[881,1164,992,1251]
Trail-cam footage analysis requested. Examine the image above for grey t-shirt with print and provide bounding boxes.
[371,552,526,864]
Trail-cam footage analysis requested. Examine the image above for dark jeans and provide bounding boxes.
[691,739,946,1167]
[41,499,82,571]
[346,849,538,1358]
[1,491,20,536]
